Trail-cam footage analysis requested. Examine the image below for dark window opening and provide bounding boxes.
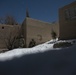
[2,26,4,29]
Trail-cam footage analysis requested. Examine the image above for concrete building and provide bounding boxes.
[0,18,59,49]
[0,1,76,50]
[22,17,59,47]
[59,1,76,39]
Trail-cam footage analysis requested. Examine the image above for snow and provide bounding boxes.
[0,39,58,61]
[0,39,76,75]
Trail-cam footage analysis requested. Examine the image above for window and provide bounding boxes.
[2,26,4,29]
[65,7,76,20]
[69,7,75,19]
[65,9,70,20]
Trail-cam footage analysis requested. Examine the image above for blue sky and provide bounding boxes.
[0,0,75,24]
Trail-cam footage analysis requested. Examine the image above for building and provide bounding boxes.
[59,1,76,40]
[0,1,76,50]
[22,17,59,47]
[0,16,59,49]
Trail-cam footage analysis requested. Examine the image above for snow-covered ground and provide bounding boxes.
[0,39,58,61]
[0,39,76,75]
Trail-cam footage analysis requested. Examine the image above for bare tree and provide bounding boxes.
[4,31,19,50]
[0,18,5,24]
[0,15,18,25]
[0,26,22,50]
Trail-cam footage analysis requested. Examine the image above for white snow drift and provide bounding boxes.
[0,39,76,75]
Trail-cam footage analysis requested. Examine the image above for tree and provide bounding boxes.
[0,15,18,25]
[0,26,22,50]
[4,31,19,50]
[0,18,5,24]
[51,30,57,39]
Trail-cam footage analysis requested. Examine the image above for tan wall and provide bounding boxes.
[0,24,21,50]
[22,19,27,47]
[59,1,76,39]
[0,18,59,49]
[23,18,59,47]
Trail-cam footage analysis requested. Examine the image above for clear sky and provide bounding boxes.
[0,0,75,24]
